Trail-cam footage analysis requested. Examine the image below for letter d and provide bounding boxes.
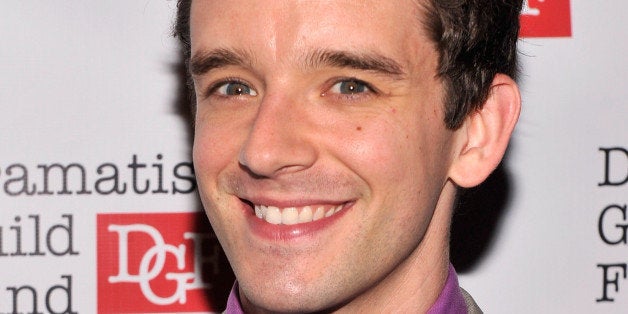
[46,275,77,314]
[599,147,628,186]
[108,224,166,283]
[47,214,78,256]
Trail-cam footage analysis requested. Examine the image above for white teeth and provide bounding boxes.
[265,206,282,224]
[299,206,313,223]
[282,207,299,225]
[325,208,334,217]
[313,206,325,221]
[252,203,343,224]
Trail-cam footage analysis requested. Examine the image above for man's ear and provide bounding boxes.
[448,74,521,188]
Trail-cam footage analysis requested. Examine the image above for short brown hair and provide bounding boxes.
[422,0,522,128]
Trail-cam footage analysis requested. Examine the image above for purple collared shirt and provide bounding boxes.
[224,264,468,313]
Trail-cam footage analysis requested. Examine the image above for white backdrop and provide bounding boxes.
[1,1,627,313]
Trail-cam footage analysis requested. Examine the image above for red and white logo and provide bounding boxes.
[520,0,572,37]
[97,212,233,313]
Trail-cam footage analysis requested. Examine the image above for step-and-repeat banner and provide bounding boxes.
[1,1,626,313]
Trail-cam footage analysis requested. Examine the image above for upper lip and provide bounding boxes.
[239,196,350,209]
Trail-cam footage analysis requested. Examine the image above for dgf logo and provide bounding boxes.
[520,0,572,37]
[97,213,233,313]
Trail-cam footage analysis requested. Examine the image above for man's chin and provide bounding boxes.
[239,281,344,314]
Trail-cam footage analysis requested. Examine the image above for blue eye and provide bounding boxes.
[216,82,258,96]
[330,80,370,94]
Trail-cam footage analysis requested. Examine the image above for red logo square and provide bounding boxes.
[520,0,572,37]
[97,212,233,313]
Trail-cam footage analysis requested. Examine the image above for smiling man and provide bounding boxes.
[174,0,522,313]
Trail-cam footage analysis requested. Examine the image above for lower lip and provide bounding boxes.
[244,202,354,241]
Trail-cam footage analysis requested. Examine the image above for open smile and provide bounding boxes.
[239,198,354,239]
[253,204,345,225]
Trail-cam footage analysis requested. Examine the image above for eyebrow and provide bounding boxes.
[306,49,406,78]
[189,48,253,76]
[189,47,406,79]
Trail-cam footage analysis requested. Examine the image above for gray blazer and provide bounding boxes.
[461,288,483,314]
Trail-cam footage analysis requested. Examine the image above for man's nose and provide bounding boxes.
[238,94,317,178]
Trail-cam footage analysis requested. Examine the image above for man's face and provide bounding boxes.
[191,0,458,311]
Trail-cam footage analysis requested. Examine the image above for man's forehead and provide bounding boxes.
[189,0,427,41]
[189,0,432,73]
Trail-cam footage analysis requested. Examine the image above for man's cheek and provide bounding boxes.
[346,128,411,178]
[194,127,236,169]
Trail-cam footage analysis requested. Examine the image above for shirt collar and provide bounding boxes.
[224,264,467,314]
[426,264,468,314]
